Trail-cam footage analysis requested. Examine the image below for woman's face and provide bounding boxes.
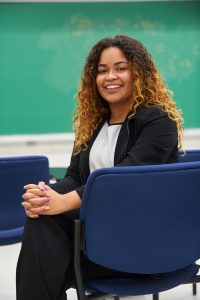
[96,47,134,110]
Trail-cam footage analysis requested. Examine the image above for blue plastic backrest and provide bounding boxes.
[178,149,200,163]
[0,156,49,230]
[80,162,200,274]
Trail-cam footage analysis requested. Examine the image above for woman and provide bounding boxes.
[16,35,183,300]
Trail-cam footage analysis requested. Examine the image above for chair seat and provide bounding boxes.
[84,264,199,296]
[0,227,24,245]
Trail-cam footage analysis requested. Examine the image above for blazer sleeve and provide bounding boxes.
[50,147,84,196]
[116,108,178,167]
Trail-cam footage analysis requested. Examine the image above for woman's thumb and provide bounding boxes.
[38,181,46,191]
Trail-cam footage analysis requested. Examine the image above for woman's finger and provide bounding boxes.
[25,210,39,219]
[26,197,50,206]
[26,188,46,197]
[22,197,49,209]
[28,205,50,215]
[38,181,46,191]
[22,190,46,201]
[22,201,32,210]
[22,192,36,201]
[24,184,38,190]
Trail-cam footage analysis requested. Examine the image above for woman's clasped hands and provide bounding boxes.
[22,182,65,218]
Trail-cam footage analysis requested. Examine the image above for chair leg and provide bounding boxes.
[193,283,197,295]
[153,294,159,300]
[74,220,86,300]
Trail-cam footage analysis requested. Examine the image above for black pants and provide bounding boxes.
[16,209,128,300]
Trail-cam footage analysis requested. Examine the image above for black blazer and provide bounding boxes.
[52,106,178,199]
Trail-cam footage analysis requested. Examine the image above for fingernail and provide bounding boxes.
[39,186,45,191]
[43,197,49,203]
[44,206,49,210]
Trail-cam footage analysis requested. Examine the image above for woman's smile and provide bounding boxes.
[104,84,122,91]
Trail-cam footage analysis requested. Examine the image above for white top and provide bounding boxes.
[89,121,122,173]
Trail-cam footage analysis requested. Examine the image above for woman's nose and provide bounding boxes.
[106,69,117,79]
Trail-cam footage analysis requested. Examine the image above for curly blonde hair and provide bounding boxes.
[73,35,183,154]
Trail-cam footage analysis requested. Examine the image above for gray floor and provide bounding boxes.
[0,242,199,300]
[0,132,200,299]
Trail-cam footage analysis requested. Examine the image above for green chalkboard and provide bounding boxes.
[0,1,200,134]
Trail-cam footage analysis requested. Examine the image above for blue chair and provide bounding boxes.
[178,149,200,163]
[0,155,50,246]
[178,150,200,297]
[73,160,200,300]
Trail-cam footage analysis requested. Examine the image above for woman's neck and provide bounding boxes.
[109,108,129,124]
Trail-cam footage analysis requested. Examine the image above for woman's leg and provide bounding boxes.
[16,210,79,300]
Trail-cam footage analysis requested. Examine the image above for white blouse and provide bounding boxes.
[89,121,122,173]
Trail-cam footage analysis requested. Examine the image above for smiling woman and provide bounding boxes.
[73,35,183,155]
[16,35,184,300]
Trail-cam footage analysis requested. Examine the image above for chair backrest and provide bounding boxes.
[0,155,49,245]
[178,149,200,163]
[80,161,200,274]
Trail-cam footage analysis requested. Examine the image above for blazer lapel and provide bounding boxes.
[114,118,129,165]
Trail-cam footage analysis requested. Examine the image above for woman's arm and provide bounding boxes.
[22,145,83,218]
[49,145,86,199]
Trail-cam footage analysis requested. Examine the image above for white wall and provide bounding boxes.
[0,129,200,168]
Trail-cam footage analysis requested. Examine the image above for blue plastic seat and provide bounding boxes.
[0,155,49,245]
[74,158,200,300]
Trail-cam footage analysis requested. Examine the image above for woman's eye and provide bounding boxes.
[97,66,128,75]
[97,69,107,74]
[116,67,126,72]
